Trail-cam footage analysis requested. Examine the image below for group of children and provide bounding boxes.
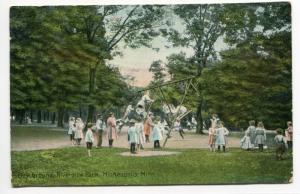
[67,113,117,157]
[68,111,293,159]
[240,120,293,160]
[67,117,85,146]
[67,117,94,157]
[127,114,164,154]
[208,115,230,152]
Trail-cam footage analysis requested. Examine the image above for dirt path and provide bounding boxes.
[11,125,246,151]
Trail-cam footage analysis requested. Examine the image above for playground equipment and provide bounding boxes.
[126,75,200,147]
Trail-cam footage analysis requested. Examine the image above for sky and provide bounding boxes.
[111,35,227,87]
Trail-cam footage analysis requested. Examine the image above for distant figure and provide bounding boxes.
[128,119,138,154]
[26,116,32,124]
[96,114,106,148]
[274,128,286,160]
[74,118,85,145]
[208,122,216,152]
[255,121,267,151]
[215,121,229,152]
[152,117,164,149]
[144,112,154,143]
[68,117,76,145]
[245,120,256,145]
[85,123,95,157]
[240,131,253,150]
[210,114,219,129]
[135,117,145,152]
[136,91,154,117]
[174,118,184,139]
[285,121,293,150]
[191,116,197,129]
[123,104,134,122]
[106,112,117,148]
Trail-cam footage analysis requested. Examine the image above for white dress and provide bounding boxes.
[215,127,229,146]
[240,135,253,149]
[68,120,75,135]
[135,122,145,145]
[128,126,138,144]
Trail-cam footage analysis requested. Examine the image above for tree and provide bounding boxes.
[163,4,227,133]
[10,6,132,126]
[61,5,167,123]
[201,2,291,129]
[149,60,166,85]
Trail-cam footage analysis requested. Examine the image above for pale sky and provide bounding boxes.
[111,35,227,87]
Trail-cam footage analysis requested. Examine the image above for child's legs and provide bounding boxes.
[130,143,134,153]
[258,144,263,151]
[223,145,226,152]
[109,139,113,147]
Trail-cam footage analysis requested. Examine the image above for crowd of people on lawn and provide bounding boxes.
[207,114,293,159]
[67,111,293,159]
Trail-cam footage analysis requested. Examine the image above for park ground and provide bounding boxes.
[11,125,293,186]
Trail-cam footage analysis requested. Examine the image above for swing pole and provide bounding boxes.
[162,79,193,147]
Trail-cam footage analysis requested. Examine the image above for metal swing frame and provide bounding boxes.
[138,75,199,148]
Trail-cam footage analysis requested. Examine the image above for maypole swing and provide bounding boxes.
[138,75,199,148]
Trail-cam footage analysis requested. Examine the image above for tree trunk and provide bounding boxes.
[196,99,204,134]
[18,109,25,124]
[51,112,56,124]
[30,110,33,122]
[57,108,64,127]
[37,110,42,123]
[46,111,50,121]
[79,105,82,118]
[43,111,46,122]
[87,66,96,123]
[87,104,95,123]
[64,111,69,123]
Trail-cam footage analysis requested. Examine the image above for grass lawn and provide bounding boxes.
[11,147,292,186]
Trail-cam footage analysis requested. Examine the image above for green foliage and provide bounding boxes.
[201,30,291,129]
[10,5,165,122]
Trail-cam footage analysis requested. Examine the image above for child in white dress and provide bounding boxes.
[215,121,229,152]
[240,131,253,150]
[128,119,138,154]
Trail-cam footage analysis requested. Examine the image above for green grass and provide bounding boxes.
[11,126,65,139]
[11,147,292,186]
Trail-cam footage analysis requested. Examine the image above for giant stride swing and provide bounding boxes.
[127,75,200,148]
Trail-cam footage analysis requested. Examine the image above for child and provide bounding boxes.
[174,118,184,139]
[274,128,286,160]
[135,117,145,152]
[240,131,253,150]
[144,112,154,143]
[245,120,256,145]
[85,123,94,157]
[75,118,85,145]
[68,117,75,145]
[208,120,216,152]
[255,121,266,151]
[152,117,163,149]
[128,119,138,154]
[215,121,229,152]
[285,121,293,150]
